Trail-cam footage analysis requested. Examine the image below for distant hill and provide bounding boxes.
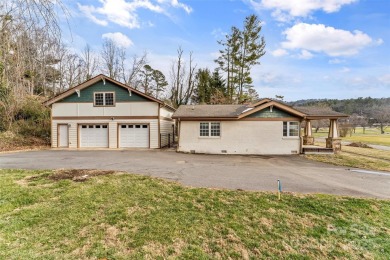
[288,97,390,115]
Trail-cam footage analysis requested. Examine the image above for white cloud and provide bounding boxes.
[247,0,357,22]
[78,0,192,29]
[329,58,345,64]
[102,32,133,48]
[281,23,373,56]
[157,0,192,13]
[297,50,313,59]
[271,48,288,57]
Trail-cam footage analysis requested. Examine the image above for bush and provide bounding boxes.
[12,96,50,142]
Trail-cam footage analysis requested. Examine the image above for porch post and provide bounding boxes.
[303,120,314,145]
[326,119,341,153]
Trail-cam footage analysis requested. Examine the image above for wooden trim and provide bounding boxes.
[239,101,306,119]
[57,124,69,148]
[240,117,300,121]
[305,115,349,120]
[173,117,237,121]
[158,105,161,148]
[249,98,272,108]
[50,110,53,147]
[43,74,171,107]
[77,123,80,148]
[149,123,151,149]
[53,116,159,120]
[160,116,173,122]
[116,123,119,148]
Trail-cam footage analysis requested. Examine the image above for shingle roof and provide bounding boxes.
[294,107,349,117]
[172,105,248,118]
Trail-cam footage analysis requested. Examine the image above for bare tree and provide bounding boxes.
[169,47,196,108]
[81,44,99,81]
[101,39,122,80]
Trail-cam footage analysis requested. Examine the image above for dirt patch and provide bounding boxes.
[347,142,372,149]
[49,169,117,182]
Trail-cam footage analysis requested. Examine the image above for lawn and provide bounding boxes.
[311,127,390,146]
[0,169,389,259]
[306,144,390,172]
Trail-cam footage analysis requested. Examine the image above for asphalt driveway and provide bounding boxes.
[1,149,390,199]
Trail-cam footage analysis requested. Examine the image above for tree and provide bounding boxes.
[169,47,196,108]
[81,44,99,81]
[101,39,122,80]
[215,14,265,103]
[152,69,168,99]
[369,106,390,134]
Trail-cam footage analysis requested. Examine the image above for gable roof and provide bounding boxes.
[43,74,175,111]
[173,98,349,120]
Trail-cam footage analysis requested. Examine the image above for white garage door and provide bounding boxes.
[79,124,108,148]
[119,124,149,148]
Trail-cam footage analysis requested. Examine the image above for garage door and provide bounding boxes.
[119,124,149,148]
[79,124,108,148]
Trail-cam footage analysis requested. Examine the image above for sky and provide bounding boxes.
[61,0,390,101]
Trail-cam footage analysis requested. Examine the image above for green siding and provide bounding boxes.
[246,107,295,118]
[59,80,152,103]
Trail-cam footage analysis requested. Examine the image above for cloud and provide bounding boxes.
[281,23,373,56]
[78,0,192,29]
[297,50,313,59]
[102,32,133,48]
[271,48,288,57]
[329,58,345,64]
[246,0,357,22]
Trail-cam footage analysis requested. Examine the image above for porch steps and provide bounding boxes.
[303,147,334,154]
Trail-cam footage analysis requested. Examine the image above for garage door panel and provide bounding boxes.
[119,124,149,148]
[80,124,108,148]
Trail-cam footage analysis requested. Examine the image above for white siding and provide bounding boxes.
[52,102,158,117]
[52,119,159,149]
[178,121,300,155]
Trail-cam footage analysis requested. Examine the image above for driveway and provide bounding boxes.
[1,149,390,199]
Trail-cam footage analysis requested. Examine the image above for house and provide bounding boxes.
[172,99,348,155]
[44,74,175,149]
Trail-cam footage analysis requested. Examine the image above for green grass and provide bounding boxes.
[306,144,390,172]
[311,127,390,146]
[1,169,389,259]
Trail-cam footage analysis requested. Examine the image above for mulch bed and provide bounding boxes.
[49,169,116,182]
[346,142,372,149]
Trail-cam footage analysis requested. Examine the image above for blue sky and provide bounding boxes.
[62,0,390,101]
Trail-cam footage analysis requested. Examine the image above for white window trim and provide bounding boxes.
[283,121,300,138]
[94,92,115,107]
[199,122,221,138]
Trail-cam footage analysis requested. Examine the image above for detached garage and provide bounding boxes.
[44,74,175,149]
[118,124,149,148]
[79,124,109,148]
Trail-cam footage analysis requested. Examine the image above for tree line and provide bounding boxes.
[290,97,390,134]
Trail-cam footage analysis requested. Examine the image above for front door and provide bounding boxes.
[58,124,69,148]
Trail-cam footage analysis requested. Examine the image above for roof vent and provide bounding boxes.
[191,105,195,110]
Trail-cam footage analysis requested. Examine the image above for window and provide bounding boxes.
[283,122,299,137]
[94,92,115,106]
[200,122,220,137]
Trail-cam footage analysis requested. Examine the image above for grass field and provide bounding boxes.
[312,127,390,146]
[306,145,390,172]
[0,169,389,259]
